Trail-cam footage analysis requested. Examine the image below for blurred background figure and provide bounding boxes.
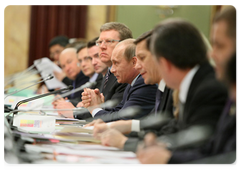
[137,6,236,164]
[49,35,69,67]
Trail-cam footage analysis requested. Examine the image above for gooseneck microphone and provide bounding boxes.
[7,85,73,128]
[14,85,73,111]
[4,74,54,99]
[4,59,42,87]
[4,74,52,93]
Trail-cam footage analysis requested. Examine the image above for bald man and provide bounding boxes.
[55,47,89,106]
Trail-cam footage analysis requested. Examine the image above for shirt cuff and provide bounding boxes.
[92,108,103,117]
[131,120,140,132]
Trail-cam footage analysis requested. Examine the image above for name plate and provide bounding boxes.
[13,114,56,133]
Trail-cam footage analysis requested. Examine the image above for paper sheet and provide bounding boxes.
[34,57,67,89]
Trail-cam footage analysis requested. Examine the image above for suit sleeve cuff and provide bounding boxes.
[92,108,103,117]
[131,120,140,132]
[123,137,140,152]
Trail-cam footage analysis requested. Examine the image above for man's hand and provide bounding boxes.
[52,95,67,108]
[137,145,172,164]
[99,129,128,149]
[84,119,105,127]
[93,123,109,138]
[136,132,171,164]
[54,100,75,118]
[81,88,92,108]
[76,102,84,108]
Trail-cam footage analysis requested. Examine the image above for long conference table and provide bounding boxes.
[4,93,140,164]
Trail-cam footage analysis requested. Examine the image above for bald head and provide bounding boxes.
[59,48,81,80]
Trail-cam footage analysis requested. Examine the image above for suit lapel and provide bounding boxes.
[182,62,214,123]
[158,87,170,111]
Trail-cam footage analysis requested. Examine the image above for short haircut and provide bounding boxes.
[151,18,208,69]
[213,6,236,43]
[49,36,69,48]
[121,39,136,62]
[87,37,99,48]
[100,22,133,40]
[76,44,87,53]
[134,30,153,50]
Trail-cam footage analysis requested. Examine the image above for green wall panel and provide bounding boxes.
[116,5,212,40]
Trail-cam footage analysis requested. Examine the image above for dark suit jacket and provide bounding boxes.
[92,73,103,90]
[93,75,157,122]
[168,99,236,164]
[100,71,128,103]
[68,71,89,106]
[62,76,73,86]
[124,62,228,153]
[139,87,174,130]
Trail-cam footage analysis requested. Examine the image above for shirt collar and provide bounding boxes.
[131,74,140,86]
[179,65,200,103]
[89,73,98,82]
[158,79,166,92]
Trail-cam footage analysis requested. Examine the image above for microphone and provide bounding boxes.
[157,125,213,150]
[4,74,54,99]
[6,85,73,128]
[53,81,97,101]
[4,74,53,93]
[117,106,142,119]
[14,85,73,110]
[4,59,42,87]
[85,104,141,122]
[12,99,119,117]
[2,75,53,112]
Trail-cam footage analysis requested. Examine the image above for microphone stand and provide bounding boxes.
[4,75,53,99]
[4,59,42,87]
[7,85,73,129]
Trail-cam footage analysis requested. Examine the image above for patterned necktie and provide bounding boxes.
[103,69,111,89]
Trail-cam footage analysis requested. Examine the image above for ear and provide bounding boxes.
[159,57,172,73]
[132,56,137,66]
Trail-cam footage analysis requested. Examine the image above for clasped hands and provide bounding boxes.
[81,88,105,114]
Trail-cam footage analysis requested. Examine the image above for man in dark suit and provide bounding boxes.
[82,39,157,122]
[82,22,134,107]
[137,7,236,164]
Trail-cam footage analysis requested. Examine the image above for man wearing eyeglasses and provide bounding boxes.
[82,22,133,104]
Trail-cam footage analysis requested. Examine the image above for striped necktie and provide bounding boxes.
[103,69,111,89]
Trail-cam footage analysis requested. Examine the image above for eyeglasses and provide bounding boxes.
[95,39,120,46]
[79,56,92,64]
